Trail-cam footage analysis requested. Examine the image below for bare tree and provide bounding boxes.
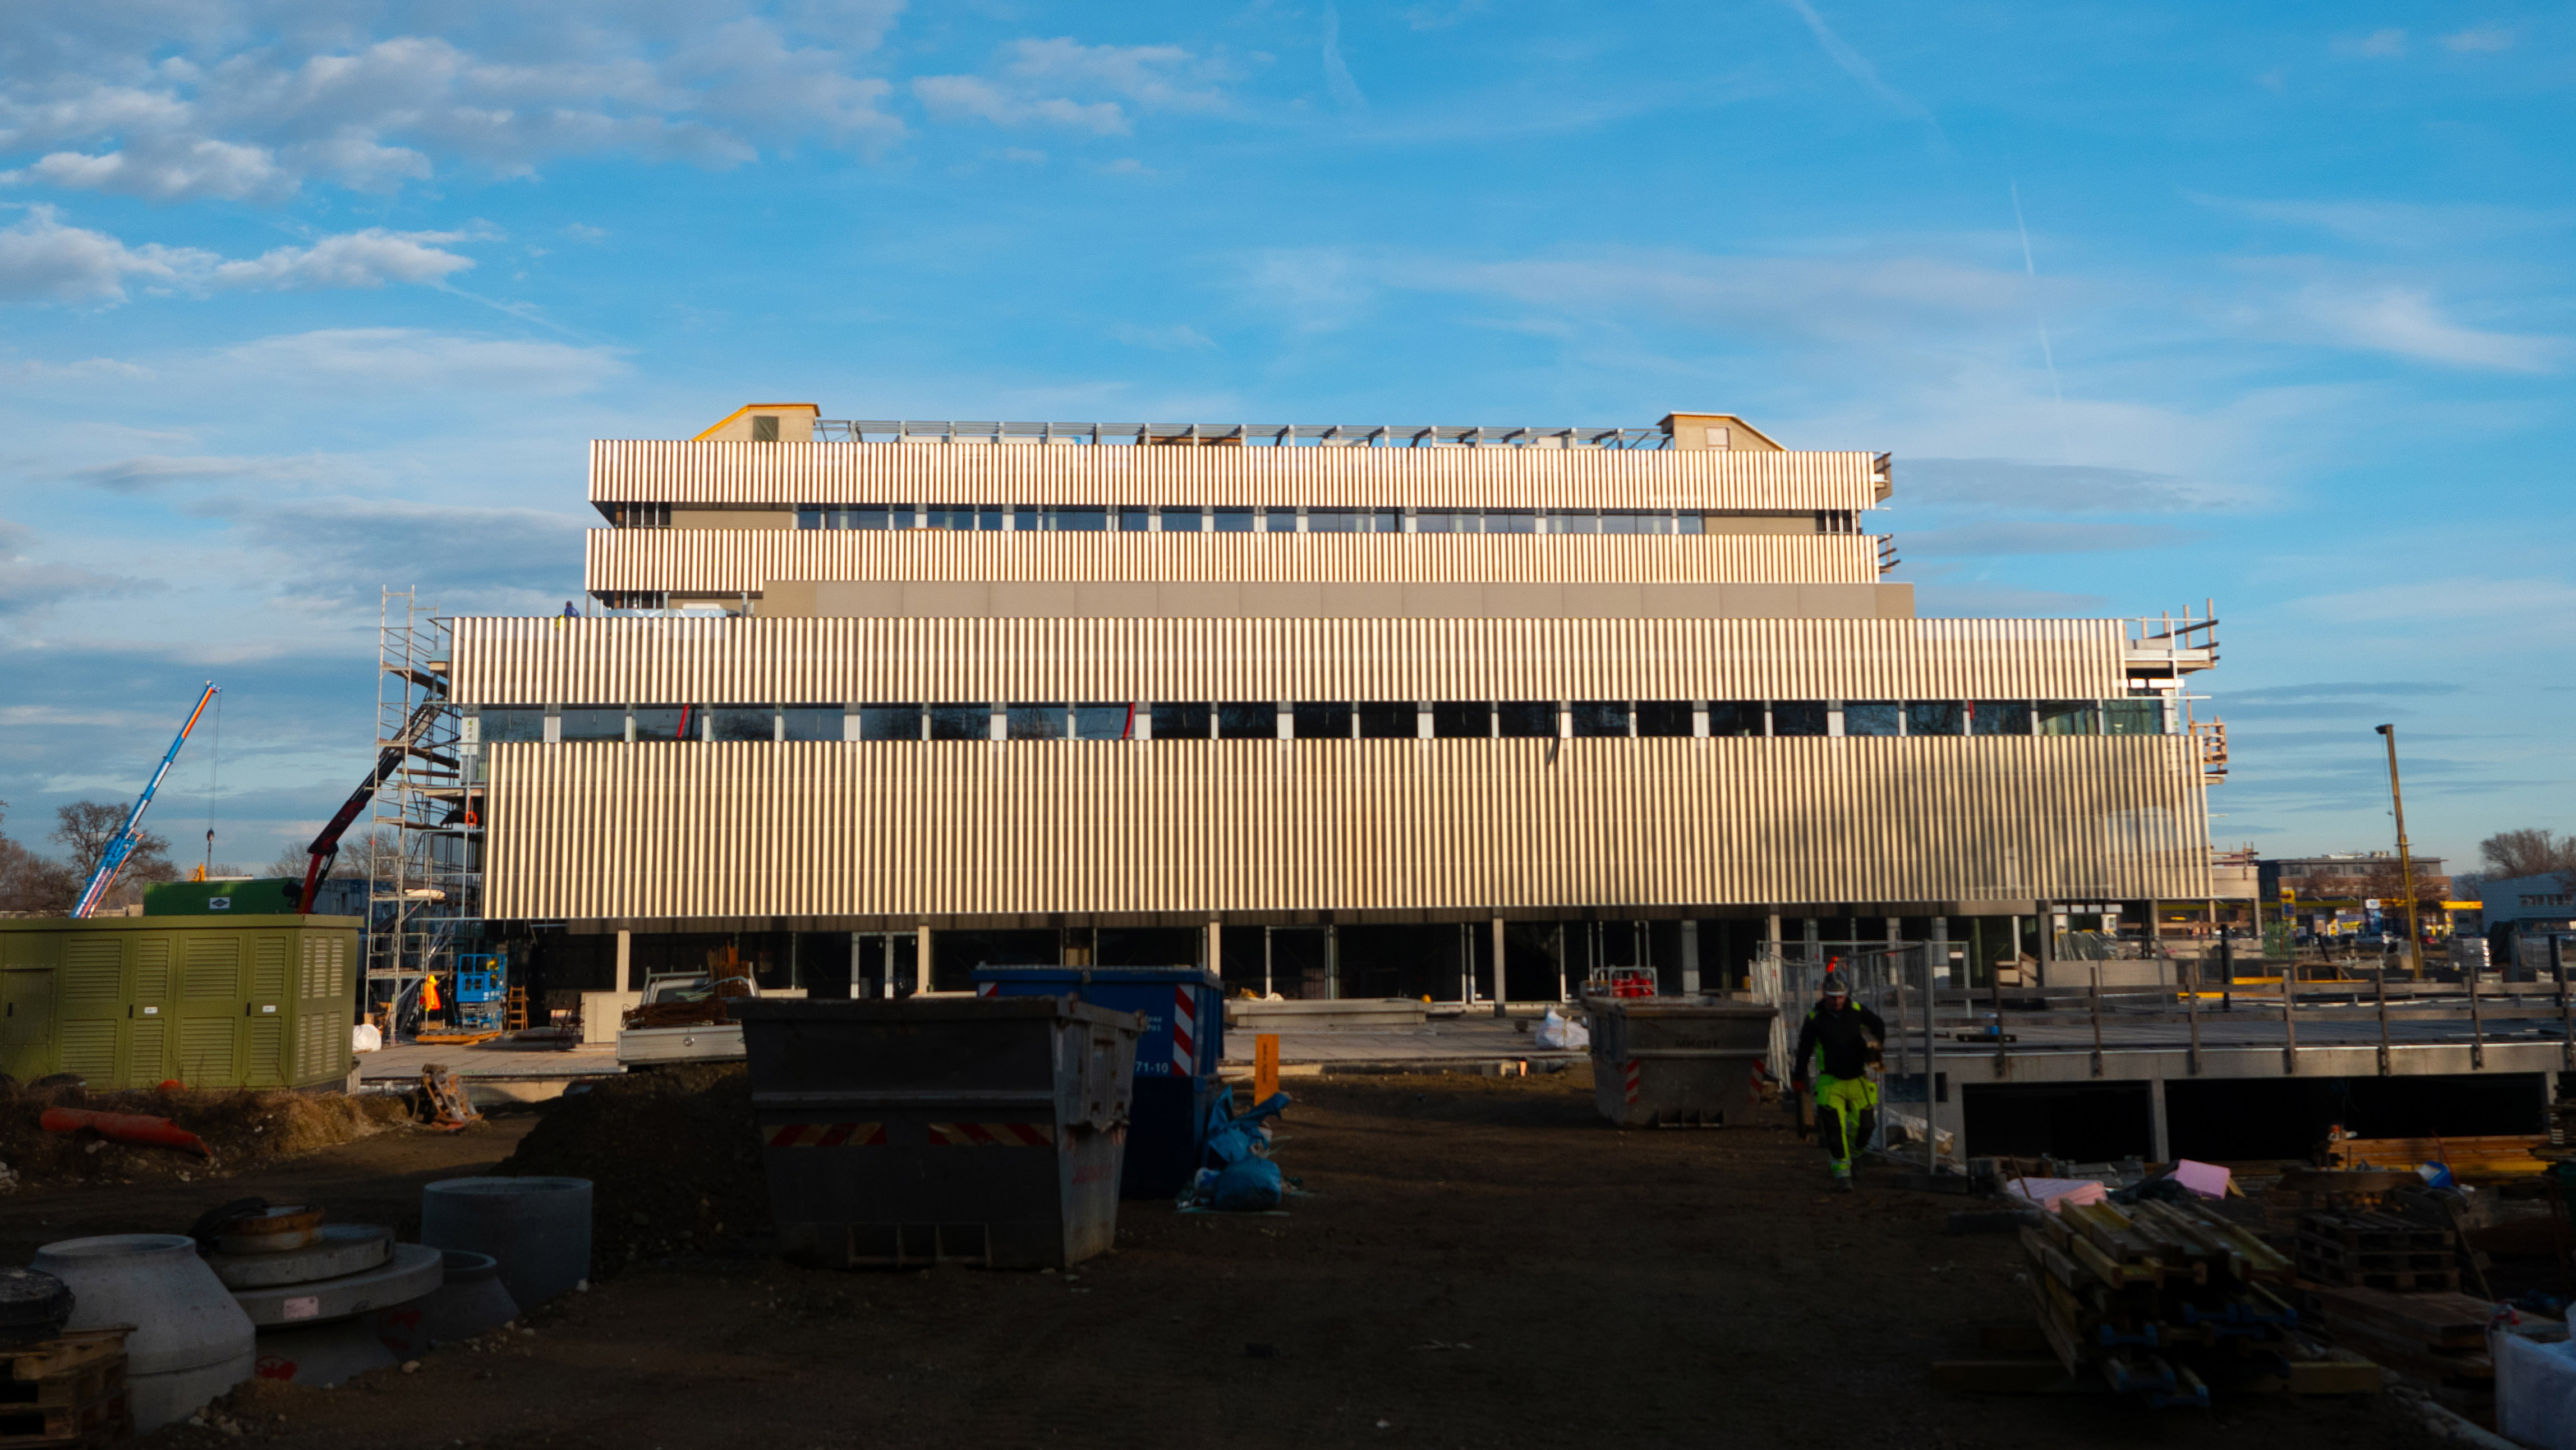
[49,800,175,898]
[2478,828,2576,881]
[0,802,79,915]
[268,829,404,882]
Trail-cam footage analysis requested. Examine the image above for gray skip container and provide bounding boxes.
[1586,998,1779,1128]
[730,997,1140,1270]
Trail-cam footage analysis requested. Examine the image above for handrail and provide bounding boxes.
[808,420,1676,448]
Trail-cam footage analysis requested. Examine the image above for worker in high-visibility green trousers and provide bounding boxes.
[1790,971,1887,1192]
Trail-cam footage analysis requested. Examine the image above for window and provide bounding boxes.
[1843,702,1901,737]
[783,706,843,742]
[1432,701,1490,738]
[478,708,544,744]
[920,506,992,532]
[1905,701,1963,737]
[1570,701,1629,737]
[1292,701,1353,738]
[1217,702,1276,739]
[1039,507,1106,533]
[1008,703,1068,740]
[1547,511,1599,534]
[927,704,990,741]
[860,704,923,741]
[710,706,776,743]
[1634,701,1692,738]
[1969,701,2032,736]
[1415,511,1473,534]
[1264,508,1299,533]
[1115,508,1153,533]
[751,414,779,442]
[1674,514,1705,534]
[1071,705,1131,740]
[1161,508,1202,533]
[634,705,700,742]
[1356,701,1415,738]
[1707,702,1764,738]
[1600,512,1665,534]
[1308,510,1361,534]
[1771,701,1829,737]
[558,706,626,742]
[1211,509,1256,533]
[1484,511,1537,534]
[2037,701,2097,736]
[1497,701,1556,738]
[2103,699,2165,736]
[1367,510,1400,533]
[1153,701,1211,739]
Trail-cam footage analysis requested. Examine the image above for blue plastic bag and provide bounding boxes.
[1212,1155,1285,1212]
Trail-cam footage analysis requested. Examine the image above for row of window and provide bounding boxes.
[674,506,1860,535]
[469,698,2170,744]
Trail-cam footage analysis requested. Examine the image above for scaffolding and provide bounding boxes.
[367,589,479,1029]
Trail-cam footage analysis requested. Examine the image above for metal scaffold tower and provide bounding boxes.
[368,589,480,1026]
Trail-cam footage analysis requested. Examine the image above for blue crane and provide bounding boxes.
[72,681,219,919]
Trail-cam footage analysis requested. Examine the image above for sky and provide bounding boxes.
[0,0,2569,882]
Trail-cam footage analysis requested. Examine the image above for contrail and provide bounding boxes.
[2010,177,2072,465]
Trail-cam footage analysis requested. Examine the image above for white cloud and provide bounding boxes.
[913,36,1230,136]
[2289,576,2576,625]
[0,12,905,201]
[1111,322,1214,351]
[2440,25,2513,53]
[213,328,628,398]
[0,517,134,616]
[1777,0,1942,145]
[2186,192,2574,249]
[2288,286,2564,373]
[1321,6,1366,109]
[1897,458,2252,513]
[0,206,477,304]
[2331,29,2409,58]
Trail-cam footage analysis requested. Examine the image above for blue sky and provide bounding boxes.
[1,1,2568,880]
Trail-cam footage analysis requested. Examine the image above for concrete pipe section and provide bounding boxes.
[205,1224,394,1290]
[249,1319,398,1388]
[31,1233,255,1433]
[228,1243,444,1329]
[372,1250,519,1358]
[421,1177,592,1310]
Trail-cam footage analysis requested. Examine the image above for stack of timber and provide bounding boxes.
[2309,1287,2495,1421]
[2296,1210,2459,1292]
[0,1328,131,1448]
[2265,1168,2416,1230]
[2017,1196,2376,1405]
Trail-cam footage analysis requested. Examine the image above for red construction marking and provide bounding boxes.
[1171,986,1197,1075]
[1622,1059,1641,1107]
[926,1122,1055,1147]
[976,982,998,997]
[765,1122,886,1148]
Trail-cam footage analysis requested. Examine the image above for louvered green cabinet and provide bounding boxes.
[0,916,358,1089]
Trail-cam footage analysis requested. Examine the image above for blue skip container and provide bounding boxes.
[971,967,1225,1199]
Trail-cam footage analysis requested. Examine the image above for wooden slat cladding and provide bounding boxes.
[481,737,2212,921]
[583,529,1882,593]
[587,440,1884,512]
[449,616,2126,704]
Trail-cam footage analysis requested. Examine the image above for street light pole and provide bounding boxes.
[2374,724,2425,979]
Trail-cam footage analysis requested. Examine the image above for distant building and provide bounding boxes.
[2476,873,2576,976]
[2258,851,2449,939]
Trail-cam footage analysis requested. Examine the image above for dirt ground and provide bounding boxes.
[0,1068,2453,1450]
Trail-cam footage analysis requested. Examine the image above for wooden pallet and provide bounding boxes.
[2300,1209,2454,1252]
[0,1330,130,1449]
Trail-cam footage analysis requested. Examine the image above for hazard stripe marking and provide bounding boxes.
[1171,986,1197,1075]
[926,1122,1055,1147]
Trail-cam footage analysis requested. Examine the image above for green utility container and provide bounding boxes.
[144,878,305,916]
[0,915,360,1090]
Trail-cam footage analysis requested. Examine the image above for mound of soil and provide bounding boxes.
[0,1083,410,1192]
[492,1065,765,1277]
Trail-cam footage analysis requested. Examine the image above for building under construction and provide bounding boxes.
[444,403,2229,1010]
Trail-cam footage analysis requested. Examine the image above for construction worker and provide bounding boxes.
[1790,970,1886,1192]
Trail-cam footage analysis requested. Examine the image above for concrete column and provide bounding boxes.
[1930,916,1950,987]
[1263,926,1275,998]
[1325,924,1340,1001]
[848,933,864,998]
[2035,900,2055,990]
[616,929,633,992]
[916,926,933,993]
[1492,916,1509,1016]
[1460,922,1474,1003]
[1679,919,1701,996]
[1206,920,1221,978]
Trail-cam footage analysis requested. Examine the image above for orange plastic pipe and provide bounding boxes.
[39,1107,211,1157]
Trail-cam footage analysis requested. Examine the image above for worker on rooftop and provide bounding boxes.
[1790,969,1886,1193]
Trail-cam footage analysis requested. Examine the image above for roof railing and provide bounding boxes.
[808,420,1672,448]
